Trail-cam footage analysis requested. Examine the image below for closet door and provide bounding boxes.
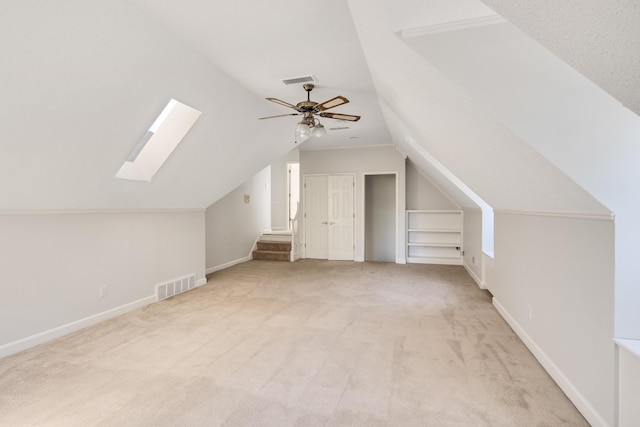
[303,174,354,260]
[304,175,329,259]
[328,175,354,260]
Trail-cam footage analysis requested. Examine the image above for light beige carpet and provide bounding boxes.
[0,260,588,426]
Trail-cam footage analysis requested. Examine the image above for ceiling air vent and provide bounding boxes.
[329,126,350,131]
[281,75,317,85]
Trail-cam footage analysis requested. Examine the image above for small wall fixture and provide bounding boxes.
[116,99,201,182]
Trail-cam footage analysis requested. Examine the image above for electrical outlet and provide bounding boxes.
[99,286,108,298]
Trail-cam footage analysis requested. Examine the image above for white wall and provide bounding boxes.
[406,160,457,210]
[616,341,640,426]
[0,210,205,357]
[492,212,615,427]
[301,146,406,263]
[462,209,483,288]
[205,166,271,272]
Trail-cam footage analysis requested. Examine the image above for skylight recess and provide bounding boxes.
[115,99,201,182]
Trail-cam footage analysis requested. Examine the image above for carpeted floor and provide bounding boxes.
[0,260,588,426]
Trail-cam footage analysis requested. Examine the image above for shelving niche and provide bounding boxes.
[406,210,463,265]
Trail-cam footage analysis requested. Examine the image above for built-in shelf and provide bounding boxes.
[406,210,463,265]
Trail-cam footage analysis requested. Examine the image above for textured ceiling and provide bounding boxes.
[480,0,640,117]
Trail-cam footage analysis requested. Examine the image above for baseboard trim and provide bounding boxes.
[492,298,610,427]
[206,256,251,275]
[0,295,155,359]
[463,262,485,289]
[196,278,207,287]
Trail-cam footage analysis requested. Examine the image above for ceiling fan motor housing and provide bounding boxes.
[300,112,315,126]
[297,84,318,112]
[296,101,319,112]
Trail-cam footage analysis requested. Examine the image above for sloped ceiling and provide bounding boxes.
[400,18,640,216]
[480,0,640,117]
[2,0,633,214]
[0,0,392,211]
[0,0,296,210]
[348,0,608,214]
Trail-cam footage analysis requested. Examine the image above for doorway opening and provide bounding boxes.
[365,174,396,262]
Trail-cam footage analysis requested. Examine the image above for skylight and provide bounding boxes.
[115,99,201,182]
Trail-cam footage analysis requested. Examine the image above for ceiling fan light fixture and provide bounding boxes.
[312,122,327,138]
[295,122,311,141]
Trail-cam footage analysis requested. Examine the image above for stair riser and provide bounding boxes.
[257,242,291,251]
[252,251,290,261]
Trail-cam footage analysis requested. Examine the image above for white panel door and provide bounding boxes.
[328,175,354,260]
[304,175,328,259]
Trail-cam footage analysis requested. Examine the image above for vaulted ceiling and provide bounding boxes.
[1,0,638,213]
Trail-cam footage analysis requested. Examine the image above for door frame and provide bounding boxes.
[286,162,300,231]
[363,171,399,263]
[302,173,356,260]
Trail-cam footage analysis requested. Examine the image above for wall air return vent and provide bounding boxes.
[115,99,201,182]
[281,75,317,85]
[156,273,197,302]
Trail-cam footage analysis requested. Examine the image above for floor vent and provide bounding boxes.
[156,274,197,302]
[281,75,317,85]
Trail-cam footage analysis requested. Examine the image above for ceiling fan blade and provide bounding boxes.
[315,95,349,111]
[319,112,361,122]
[258,113,300,120]
[266,97,297,109]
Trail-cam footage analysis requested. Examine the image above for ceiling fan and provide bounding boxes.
[259,83,361,141]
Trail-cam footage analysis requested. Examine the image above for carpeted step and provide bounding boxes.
[256,241,291,252]
[259,233,292,242]
[252,249,290,261]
